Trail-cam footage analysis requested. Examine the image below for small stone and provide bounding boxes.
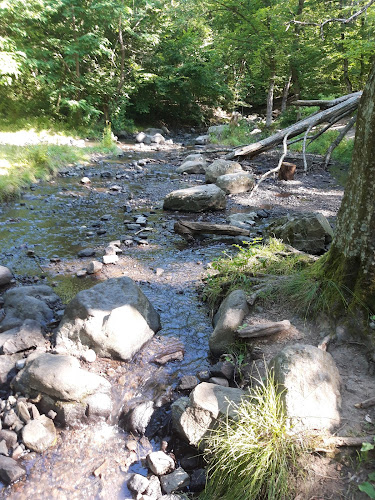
[86,261,103,275]
[147,451,175,476]
[10,445,23,460]
[103,254,119,265]
[178,375,199,391]
[16,402,30,424]
[104,245,117,255]
[81,349,97,363]
[22,415,56,453]
[210,361,235,381]
[78,248,96,258]
[47,410,57,420]
[76,269,87,278]
[144,475,162,498]
[30,404,40,420]
[208,377,229,387]
[197,370,210,382]
[126,440,137,452]
[160,467,190,494]
[0,430,17,449]
[190,468,206,492]
[155,268,164,277]
[100,214,111,221]
[128,473,149,494]
[80,177,91,184]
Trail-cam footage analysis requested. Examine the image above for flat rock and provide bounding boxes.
[0,267,12,287]
[56,277,161,361]
[205,159,243,184]
[215,172,254,194]
[269,344,341,431]
[209,289,249,356]
[22,415,56,452]
[78,248,96,258]
[160,467,190,494]
[176,157,207,174]
[0,319,45,354]
[13,352,111,402]
[0,456,26,484]
[163,185,226,213]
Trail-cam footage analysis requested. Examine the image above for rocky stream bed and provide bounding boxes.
[0,135,374,499]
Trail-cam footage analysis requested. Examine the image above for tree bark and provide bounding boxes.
[321,60,375,312]
[266,61,276,128]
[281,74,292,113]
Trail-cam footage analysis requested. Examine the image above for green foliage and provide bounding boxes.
[358,440,375,498]
[101,122,116,148]
[201,371,307,500]
[203,238,312,310]
[209,120,266,147]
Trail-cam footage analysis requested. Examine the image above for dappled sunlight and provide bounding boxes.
[0,129,86,147]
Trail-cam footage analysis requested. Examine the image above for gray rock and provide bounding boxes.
[195,135,209,145]
[102,254,119,265]
[0,266,12,286]
[172,383,245,446]
[144,128,165,136]
[0,285,59,332]
[208,124,229,137]
[16,401,30,423]
[267,213,334,255]
[210,361,235,381]
[151,133,165,145]
[13,352,111,402]
[205,159,243,184]
[0,441,8,456]
[0,430,17,449]
[85,393,112,419]
[136,132,147,143]
[209,290,249,356]
[176,156,207,175]
[144,475,162,498]
[190,468,206,492]
[124,400,154,435]
[163,185,226,213]
[128,473,149,494]
[215,172,254,194]
[0,456,26,484]
[178,375,199,391]
[269,344,341,431]
[86,261,103,274]
[56,277,161,361]
[22,415,56,453]
[228,212,258,229]
[0,319,46,354]
[208,377,229,387]
[78,248,96,258]
[160,467,190,494]
[0,354,23,385]
[147,451,175,476]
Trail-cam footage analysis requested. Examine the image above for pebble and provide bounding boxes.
[80,177,91,184]
[147,451,175,476]
[77,248,96,258]
[76,269,87,278]
[86,261,103,275]
[208,377,229,387]
[81,349,97,363]
[103,254,119,265]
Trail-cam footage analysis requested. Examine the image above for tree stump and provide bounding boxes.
[278,162,296,181]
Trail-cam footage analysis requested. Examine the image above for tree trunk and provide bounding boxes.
[321,60,375,312]
[281,74,292,113]
[266,61,275,128]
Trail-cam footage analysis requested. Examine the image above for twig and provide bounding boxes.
[354,396,375,409]
[303,123,313,174]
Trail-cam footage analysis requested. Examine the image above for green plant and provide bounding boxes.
[201,371,307,500]
[358,440,375,498]
[101,122,116,148]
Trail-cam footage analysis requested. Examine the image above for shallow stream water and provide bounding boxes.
[0,143,234,499]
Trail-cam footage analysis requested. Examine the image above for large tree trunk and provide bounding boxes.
[321,60,375,312]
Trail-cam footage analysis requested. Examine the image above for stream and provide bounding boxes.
[0,141,237,499]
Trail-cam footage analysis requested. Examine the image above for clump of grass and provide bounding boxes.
[201,372,307,500]
[209,119,266,147]
[203,238,312,309]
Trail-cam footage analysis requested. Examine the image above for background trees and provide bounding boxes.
[0,0,374,129]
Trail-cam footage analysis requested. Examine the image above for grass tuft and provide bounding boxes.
[201,371,307,500]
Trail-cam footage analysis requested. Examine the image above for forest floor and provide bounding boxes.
[0,136,374,499]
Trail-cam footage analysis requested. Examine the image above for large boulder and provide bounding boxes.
[163,185,227,212]
[267,213,334,255]
[13,352,111,425]
[0,285,60,332]
[269,344,341,431]
[205,159,243,184]
[216,172,255,194]
[0,266,12,286]
[56,277,161,360]
[209,290,249,357]
[163,185,226,213]
[176,154,207,174]
[172,383,245,446]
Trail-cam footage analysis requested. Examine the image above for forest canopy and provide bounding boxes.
[0,0,374,129]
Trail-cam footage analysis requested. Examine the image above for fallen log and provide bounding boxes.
[174,220,250,242]
[237,319,291,338]
[291,92,361,109]
[226,92,362,159]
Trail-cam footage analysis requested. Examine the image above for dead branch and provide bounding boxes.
[249,131,290,198]
[315,435,375,452]
[291,93,362,109]
[354,397,375,409]
[323,115,356,168]
[237,320,291,338]
[226,92,361,160]
[174,220,250,242]
[303,123,313,173]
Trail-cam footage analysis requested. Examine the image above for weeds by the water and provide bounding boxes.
[203,238,312,310]
[201,372,307,500]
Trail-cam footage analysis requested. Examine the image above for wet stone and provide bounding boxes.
[208,377,229,387]
[178,375,199,391]
[22,415,56,453]
[77,248,96,258]
[147,451,175,476]
[0,456,26,484]
[160,467,190,494]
